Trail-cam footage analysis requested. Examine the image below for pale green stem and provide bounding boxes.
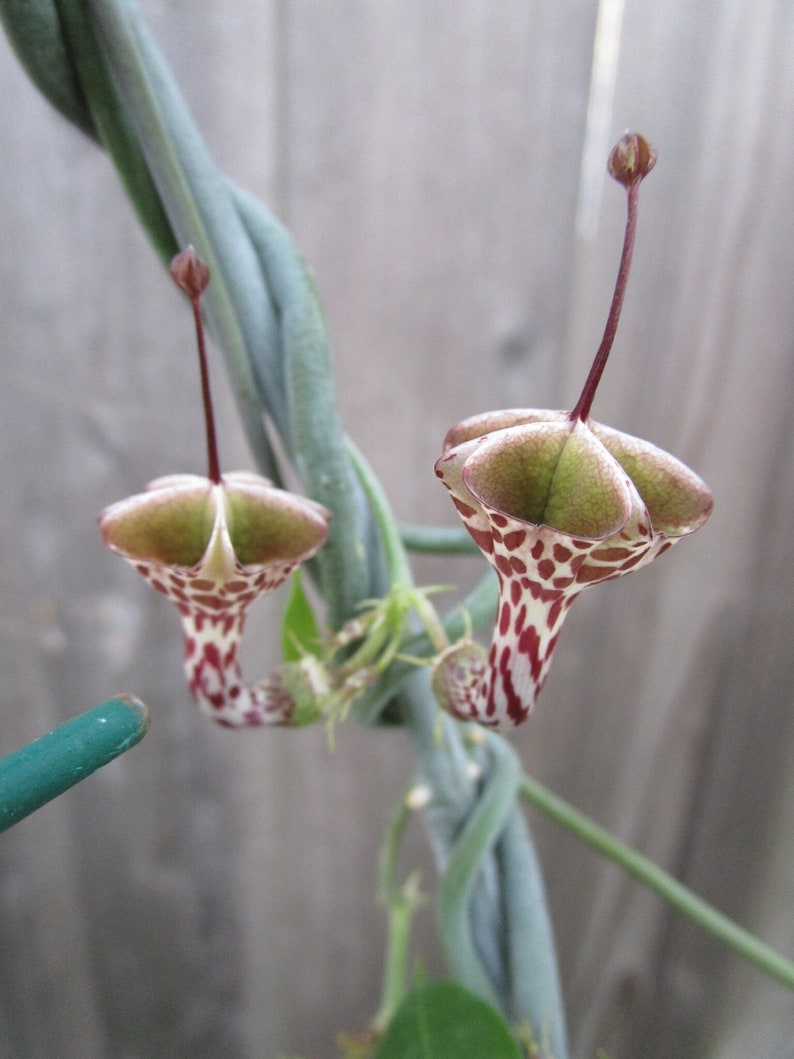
[346,429,546,1028]
[374,900,414,1033]
[347,431,514,1013]
[519,774,794,991]
[497,810,566,1044]
[438,734,522,1010]
[399,523,480,555]
[373,791,416,1030]
[434,735,566,1057]
[410,591,451,654]
[232,187,379,622]
[347,442,535,1020]
[346,437,413,585]
[378,790,414,905]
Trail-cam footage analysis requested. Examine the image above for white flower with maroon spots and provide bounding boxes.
[432,135,713,729]
[100,471,329,726]
[100,248,330,726]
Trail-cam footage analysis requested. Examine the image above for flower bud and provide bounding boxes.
[608,132,657,186]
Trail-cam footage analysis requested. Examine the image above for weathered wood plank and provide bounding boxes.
[1,2,792,1057]
[282,1,794,1055]
[0,5,273,1056]
[532,0,794,1055]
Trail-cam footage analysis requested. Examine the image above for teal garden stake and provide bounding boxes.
[0,696,149,832]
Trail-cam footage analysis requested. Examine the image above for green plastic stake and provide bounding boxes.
[0,694,150,832]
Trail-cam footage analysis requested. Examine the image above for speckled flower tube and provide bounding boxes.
[432,135,713,729]
[100,472,329,726]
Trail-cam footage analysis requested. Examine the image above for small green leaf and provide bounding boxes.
[372,980,522,1059]
[281,569,322,661]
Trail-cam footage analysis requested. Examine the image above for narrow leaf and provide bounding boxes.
[281,568,322,662]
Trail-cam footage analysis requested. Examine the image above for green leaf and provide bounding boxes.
[372,981,522,1059]
[281,569,322,662]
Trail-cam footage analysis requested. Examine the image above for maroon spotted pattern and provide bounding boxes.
[101,472,330,727]
[133,556,299,726]
[433,420,695,729]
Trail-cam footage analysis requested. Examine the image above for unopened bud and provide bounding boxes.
[170,246,211,298]
[608,133,657,187]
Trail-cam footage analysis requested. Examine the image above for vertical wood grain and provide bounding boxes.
[0,2,792,1057]
[542,2,794,1055]
[0,5,272,1056]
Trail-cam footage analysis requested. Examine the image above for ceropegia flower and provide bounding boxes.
[432,134,713,729]
[100,248,330,727]
[101,471,330,726]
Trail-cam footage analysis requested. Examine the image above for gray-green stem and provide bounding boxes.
[349,436,567,1049]
[520,774,794,992]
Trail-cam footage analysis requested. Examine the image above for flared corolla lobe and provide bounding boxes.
[433,411,712,728]
[100,472,330,726]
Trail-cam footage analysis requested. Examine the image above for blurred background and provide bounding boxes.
[1,2,792,1056]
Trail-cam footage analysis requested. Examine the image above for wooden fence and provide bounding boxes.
[0,2,792,1056]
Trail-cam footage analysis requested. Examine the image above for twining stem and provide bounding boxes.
[519,774,794,991]
[438,734,522,1011]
